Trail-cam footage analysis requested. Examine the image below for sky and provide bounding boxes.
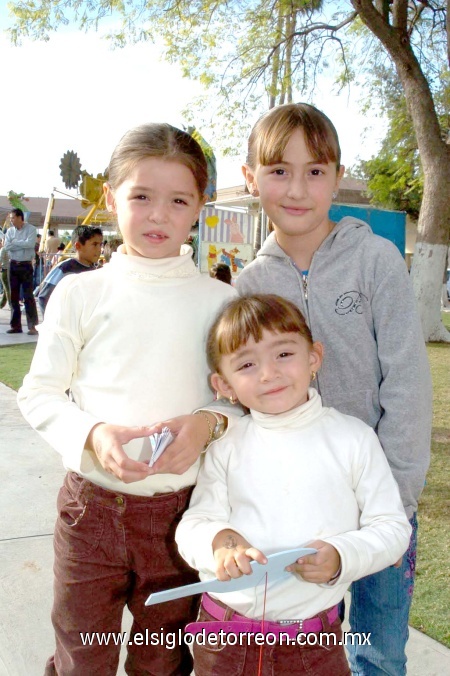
[0,2,387,200]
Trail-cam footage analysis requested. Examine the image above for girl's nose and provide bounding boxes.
[148,202,168,223]
[286,175,307,200]
[260,362,278,381]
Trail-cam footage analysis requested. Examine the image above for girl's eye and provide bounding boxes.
[174,198,188,205]
[238,362,254,371]
[309,168,324,176]
[272,168,286,176]
[278,352,293,358]
[134,194,148,201]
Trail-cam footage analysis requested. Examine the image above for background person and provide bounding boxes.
[37,225,103,315]
[50,242,67,269]
[33,233,43,289]
[209,262,232,285]
[3,208,39,335]
[0,235,11,309]
[43,229,61,275]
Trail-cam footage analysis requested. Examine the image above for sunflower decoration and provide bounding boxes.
[59,150,82,190]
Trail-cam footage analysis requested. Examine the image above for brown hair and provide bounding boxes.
[210,263,232,285]
[247,103,341,170]
[107,123,208,197]
[207,294,313,373]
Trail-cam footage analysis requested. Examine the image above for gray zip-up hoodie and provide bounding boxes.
[236,217,432,518]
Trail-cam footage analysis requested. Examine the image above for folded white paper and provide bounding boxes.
[148,427,174,467]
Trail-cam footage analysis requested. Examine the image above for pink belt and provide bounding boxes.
[185,594,339,639]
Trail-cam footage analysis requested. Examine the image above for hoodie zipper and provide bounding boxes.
[301,272,308,300]
[289,259,310,320]
[289,258,321,395]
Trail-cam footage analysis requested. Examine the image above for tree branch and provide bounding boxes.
[392,0,408,32]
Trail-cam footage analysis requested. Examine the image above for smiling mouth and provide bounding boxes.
[145,232,168,241]
[263,387,287,396]
[282,206,309,214]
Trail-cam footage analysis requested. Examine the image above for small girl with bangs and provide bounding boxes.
[18,123,236,674]
[235,103,432,675]
[176,294,411,676]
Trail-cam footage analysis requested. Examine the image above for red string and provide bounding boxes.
[257,572,269,676]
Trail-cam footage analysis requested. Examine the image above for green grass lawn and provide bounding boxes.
[410,311,450,646]
[0,343,36,390]
[1,315,449,645]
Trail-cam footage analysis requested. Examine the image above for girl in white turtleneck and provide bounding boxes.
[18,124,236,675]
[176,294,411,676]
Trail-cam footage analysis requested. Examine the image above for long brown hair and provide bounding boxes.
[107,123,208,197]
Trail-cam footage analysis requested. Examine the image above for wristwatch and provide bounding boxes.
[209,411,226,440]
[195,410,227,449]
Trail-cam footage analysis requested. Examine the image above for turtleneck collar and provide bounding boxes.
[109,244,198,281]
[250,388,325,430]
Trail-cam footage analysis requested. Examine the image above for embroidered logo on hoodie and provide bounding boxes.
[335,291,368,315]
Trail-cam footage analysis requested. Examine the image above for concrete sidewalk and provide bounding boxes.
[0,304,41,347]
[1,330,449,673]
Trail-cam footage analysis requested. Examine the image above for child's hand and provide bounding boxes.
[146,414,213,475]
[87,423,153,483]
[212,529,267,581]
[285,540,341,584]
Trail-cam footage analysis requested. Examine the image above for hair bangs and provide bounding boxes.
[248,103,341,169]
[207,295,313,374]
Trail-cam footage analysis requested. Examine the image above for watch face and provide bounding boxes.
[213,422,225,439]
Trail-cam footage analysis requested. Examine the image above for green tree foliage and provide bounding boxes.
[354,66,449,218]
[7,1,355,152]
[6,0,450,338]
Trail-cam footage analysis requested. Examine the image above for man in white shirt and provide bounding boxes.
[4,209,39,335]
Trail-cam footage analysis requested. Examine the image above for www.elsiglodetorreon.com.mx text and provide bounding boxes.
[79,628,372,649]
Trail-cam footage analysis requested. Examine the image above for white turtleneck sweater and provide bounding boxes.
[176,389,411,622]
[18,247,236,496]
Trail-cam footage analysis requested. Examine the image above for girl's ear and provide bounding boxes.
[210,372,237,401]
[104,183,116,213]
[242,164,258,196]
[335,165,345,192]
[309,341,324,374]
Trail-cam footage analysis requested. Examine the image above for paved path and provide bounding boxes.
[0,315,449,673]
[0,305,41,347]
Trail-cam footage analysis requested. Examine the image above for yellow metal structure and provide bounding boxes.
[78,172,109,226]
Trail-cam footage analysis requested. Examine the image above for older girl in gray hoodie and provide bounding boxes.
[236,102,432,676]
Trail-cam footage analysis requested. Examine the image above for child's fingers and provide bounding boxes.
[94,437,151,481]
[216,556,241,580]
[149,445,192,475]
[224,557,244,579]
[125,425,162,441]
[294,553,317,566]
[149,437,199,475]
[109,463,152,483]
[244,548,268,567]
[233,551,253,575]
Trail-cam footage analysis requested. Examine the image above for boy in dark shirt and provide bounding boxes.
[38,225,102,314]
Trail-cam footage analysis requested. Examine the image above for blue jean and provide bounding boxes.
[347,513,418,676]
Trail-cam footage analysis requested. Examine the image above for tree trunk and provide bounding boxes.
[411,166,450,341]
[352,0,450,341]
